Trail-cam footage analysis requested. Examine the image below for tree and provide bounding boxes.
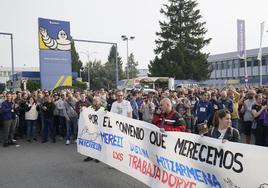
[104,45,124,89]
[88,60,107,90]
[71,41,83,76]
[80,45,124,90]
[72,80,87,90]
[127,53,139,79]
[26,80,41,92]
[148,0,211,80]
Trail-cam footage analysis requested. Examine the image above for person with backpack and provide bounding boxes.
[63,92,78,145]
[207,109,240,142]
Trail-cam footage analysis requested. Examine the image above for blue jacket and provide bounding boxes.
[1,100,16,120]
[217,98,233,113]
[130,99,139,120]
[194,100,212,124]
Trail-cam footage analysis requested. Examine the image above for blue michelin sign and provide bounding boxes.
[38,17,72,90]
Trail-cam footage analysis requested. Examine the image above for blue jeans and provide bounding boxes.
[26,120,37,140]
[66,117,78,140]
[42,117,55,142]
[59,116,66,138]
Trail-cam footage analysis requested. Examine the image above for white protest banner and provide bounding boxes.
[77,109,268,188]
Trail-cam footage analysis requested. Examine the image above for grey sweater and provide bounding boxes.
[63,99,78,119]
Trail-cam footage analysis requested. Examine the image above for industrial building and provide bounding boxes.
[208,47,268,86]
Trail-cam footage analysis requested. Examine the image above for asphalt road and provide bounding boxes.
[0,138,149,188]
[0,122,254,188]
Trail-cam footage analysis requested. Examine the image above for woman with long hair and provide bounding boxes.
[208,109,240,142]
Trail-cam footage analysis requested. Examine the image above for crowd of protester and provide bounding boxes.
[1,85,268,148]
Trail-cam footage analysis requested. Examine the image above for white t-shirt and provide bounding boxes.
[25,104,38,120]
[218,128,227,139]
[111,100,132,117]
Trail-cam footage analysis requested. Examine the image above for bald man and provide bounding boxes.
[218,90,233,113]
[152,98,186,132]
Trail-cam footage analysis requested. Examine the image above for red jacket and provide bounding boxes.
[152,110,186,132]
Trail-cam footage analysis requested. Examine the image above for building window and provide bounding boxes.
[253,59,258,66]
[216,62,219,70]
[253,57,266,66]
[240,59,245,67]
[247,60,252,67]
[262,58,266,65]
[221,62,224,70]
[228,61,232,69]
[224,62,228,69]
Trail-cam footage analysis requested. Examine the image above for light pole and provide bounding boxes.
[121,35,135,80]
[79,67,84,78]
[80,51,97,90]
[73,39,118,88]
[0,32,14,88]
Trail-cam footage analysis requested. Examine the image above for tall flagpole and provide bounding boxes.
[258,22,265,87]
[237,19,247,86]
[245,53,248,87]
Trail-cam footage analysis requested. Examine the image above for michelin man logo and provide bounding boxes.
[79,114,100,141]
[40,27,71,50]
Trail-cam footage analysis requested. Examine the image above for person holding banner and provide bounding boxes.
[84,96,105,162]
[152,98,186,132]
[208,109,240,142]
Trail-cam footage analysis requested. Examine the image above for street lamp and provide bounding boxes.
[79,67,84,78]
[121,35,135,80]
[80,51,97,90]
[0,32,15,89]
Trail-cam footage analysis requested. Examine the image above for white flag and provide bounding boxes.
[237,19,246,59]
[257,21,265,61]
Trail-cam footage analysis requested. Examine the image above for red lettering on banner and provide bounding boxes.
[113,151,124,161]
[146,162,153,177]
[132,154,138,168]
[162,169,169,184]
[142,160,147,174]
[168,173,177,187]
[154,167,161,180]
[137,157,142,171]
[128,154,196,188]
[177,177,183,187]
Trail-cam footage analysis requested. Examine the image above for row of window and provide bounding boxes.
[211,57,266,70]
[0,71,12,77]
